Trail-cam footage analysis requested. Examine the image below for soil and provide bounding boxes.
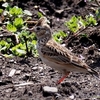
[0,0,100,100]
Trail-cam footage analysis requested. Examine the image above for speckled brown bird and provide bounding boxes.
[29,17,99,84]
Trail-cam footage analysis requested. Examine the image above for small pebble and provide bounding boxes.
[43,86,58,93]
[61,44,66,47]
[0,56,2,58]
[69,94,74,99]
[98,49,100,51]
[6,88,13,93]
[34,5,39,9]
[38,67,43,72]
[15,70,21,75]
[9,69,16,77]
[32,67,38,71]
[35,64,39,66]
[9,59,14,63]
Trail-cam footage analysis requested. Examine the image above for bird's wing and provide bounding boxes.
[41,39,87,69]
[41,39,99,78]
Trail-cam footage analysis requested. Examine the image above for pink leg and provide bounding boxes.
[57,72,70,84]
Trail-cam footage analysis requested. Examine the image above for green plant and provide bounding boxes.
[27,40,38,57]
[0,9,3,14]
[86,15,97,26]
[13,18,24,28]
[37,12,44,18]
[65,16,79,33]
[53,30,67,43]
[9,6,23,16]
[7,23,17,32]
[96,8,100,19]
[10,43,26,57]
[1,3,32,32]
[0,2,39,57]
[18,31,38,57]
[0,40,11,53]
[7,17,24,32]
[65,15,97,33]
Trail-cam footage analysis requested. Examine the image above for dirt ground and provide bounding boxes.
[0,0,100,100]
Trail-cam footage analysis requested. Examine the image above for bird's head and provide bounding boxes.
[28,17,52,40]
[32,26,52,40]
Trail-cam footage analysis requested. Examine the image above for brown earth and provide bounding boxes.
[0,0,100,100]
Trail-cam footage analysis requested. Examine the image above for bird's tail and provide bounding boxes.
[88,67,99,80]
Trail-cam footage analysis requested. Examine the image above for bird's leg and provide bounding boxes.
[57,72,70,84]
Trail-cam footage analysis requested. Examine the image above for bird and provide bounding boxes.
[28,17,99,84]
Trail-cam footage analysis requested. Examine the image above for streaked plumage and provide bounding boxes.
[29,17,99,83]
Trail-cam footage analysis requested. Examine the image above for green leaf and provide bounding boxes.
[65,15,97,33]
[27,32,37,40]
[31,40,38,57]
[9,6,23,16]
[86,15,97,26]
[32,40,37,45]
[7,23,17,32]
[65,16,79,33]
[18,30,29,43]
[19,30,29,37]
[0,40,10,52]
[0,9,3,14]
[96,8,100,19]
[53,30,67,43]
[37,12,44,18]
[13,18,24,28]
[16,49,26,55]
[18,30,37,43]
[10,43,26,56]
[78,16,88,27]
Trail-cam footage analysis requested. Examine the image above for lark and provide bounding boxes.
[29,17,99,84]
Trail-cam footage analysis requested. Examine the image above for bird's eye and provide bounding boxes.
[36,27,41,30]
